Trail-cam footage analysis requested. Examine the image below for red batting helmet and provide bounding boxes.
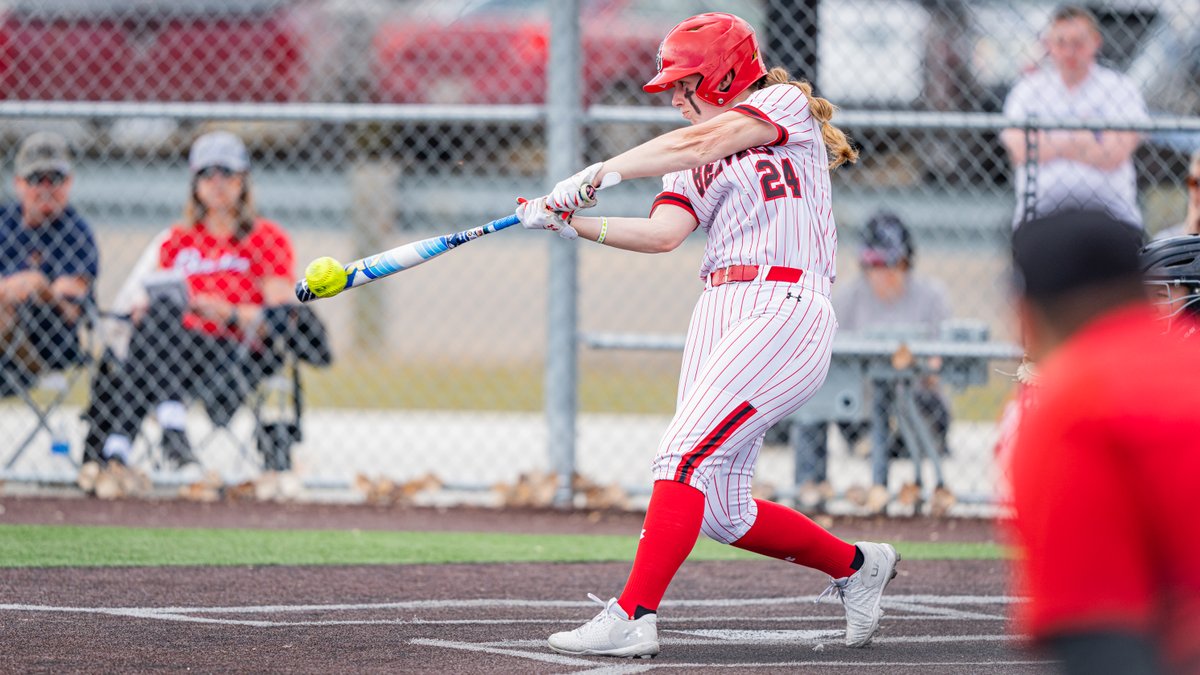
[642,13,767,106]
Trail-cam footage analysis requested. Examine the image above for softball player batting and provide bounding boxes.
[516,12,899,659]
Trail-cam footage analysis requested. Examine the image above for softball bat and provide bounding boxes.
[294,214,520,302]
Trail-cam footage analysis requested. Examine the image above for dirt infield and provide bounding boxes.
[0,497,1049,673]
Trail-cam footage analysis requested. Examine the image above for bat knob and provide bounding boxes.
[579,184,597,208]
[295,280,317,303]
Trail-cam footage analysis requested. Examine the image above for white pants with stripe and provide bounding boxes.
[651,276,836,544]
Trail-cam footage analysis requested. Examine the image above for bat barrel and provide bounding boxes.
[291,213,521,302]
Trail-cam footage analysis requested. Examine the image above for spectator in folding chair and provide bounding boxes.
[791,212,952,514]
[82,131,315,471]
[1,131,98,404]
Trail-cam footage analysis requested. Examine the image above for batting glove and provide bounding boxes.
[546,162,602,213]
[516,196,578,240]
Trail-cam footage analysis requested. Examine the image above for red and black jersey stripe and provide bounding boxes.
[651,191,697,221]
[732,104,788,146]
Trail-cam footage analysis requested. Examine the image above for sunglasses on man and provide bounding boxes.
[196,166,239,180]
[24,170,67,186]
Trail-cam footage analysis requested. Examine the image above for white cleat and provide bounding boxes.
[816,541,900,647]
[548,593,660,659]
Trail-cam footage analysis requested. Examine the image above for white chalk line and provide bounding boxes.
[0,594,1009,628]
[560,660,1057,674]
[456,633,1014,649]
[1,596,1025,670]
[411,633,1041,674]
[0,593,1016,615]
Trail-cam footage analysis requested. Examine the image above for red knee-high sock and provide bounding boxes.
[617,480,705,618]
[732,499,857,578]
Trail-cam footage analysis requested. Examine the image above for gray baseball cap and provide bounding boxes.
[15,131,72,178]
[188,131,250,175]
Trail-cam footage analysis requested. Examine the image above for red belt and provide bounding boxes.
[707,265,803,288]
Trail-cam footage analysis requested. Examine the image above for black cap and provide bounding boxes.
[1012,209,1144,301]
[859,211,913,267]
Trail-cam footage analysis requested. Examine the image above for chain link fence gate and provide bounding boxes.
[1,0,1198,514]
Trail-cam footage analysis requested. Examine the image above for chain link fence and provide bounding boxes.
[2,0,1198,514]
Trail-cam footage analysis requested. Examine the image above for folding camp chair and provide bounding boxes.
[108,303,331,475]
[1,298,98,471]
[176,305,328,473]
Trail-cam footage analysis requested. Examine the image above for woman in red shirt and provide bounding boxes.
[84,131,296,469]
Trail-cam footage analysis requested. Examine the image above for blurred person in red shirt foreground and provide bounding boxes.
[1006,210,1200,674]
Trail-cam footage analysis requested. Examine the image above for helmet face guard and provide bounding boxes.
[1140,235,1200,327]
[1145,280,1200,323]
[643,12,768,106]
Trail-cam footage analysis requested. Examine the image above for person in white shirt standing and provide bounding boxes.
[1001,5,1148,228]
[515,12,899,659]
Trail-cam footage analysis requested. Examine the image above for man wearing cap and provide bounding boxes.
[1007,210,1200,673]
[792,212,952,514]
[0,131,99,395]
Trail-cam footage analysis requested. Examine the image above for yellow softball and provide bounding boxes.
[304,256,348,298]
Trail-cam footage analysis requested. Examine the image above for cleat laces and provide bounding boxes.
[816,577,848,605]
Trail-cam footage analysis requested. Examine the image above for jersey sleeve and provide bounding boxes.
[255,220,295,278]
[650,172,697,222]
[730,84,818,148]
[56,212,100,281]
[926,278,952,328]
[157,226,185,270]
[1002,77,1034,118]
[1113,73,1150,121]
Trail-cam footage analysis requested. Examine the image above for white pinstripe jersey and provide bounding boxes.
[653,84,838,282]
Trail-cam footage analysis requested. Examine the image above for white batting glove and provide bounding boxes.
[515,196,578,240]
[546,162,602,213]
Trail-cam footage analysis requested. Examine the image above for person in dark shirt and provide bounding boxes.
[0,131,98,395]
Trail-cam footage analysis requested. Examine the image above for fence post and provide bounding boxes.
[545,0,583,508]
[1022,117,1039,226]
[349,160,399,353]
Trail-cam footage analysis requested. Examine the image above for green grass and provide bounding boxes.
[303,359,1016,421]
[0,524,1008,568]
[27,356,1016,421]
[304,360,682,414]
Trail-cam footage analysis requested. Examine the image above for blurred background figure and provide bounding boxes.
[1153,148,1200,240]
[793,211,951,514]
[0,131,98,396]
[1001,5,1148,228]
[1141,234,1200,338]
[83,131,298,472]
[1008,209,1200,675]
